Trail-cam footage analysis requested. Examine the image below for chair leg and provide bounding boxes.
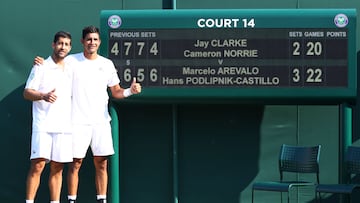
[287,192,289,203]
[251,189,254,203]
[349,194,351,203]
[317,192,322,203]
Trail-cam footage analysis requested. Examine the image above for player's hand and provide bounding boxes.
[43,89,57,103]
[130,77,142,94]
[34,56,45,65]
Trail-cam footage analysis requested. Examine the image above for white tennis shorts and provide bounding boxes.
[30,132,73,163]
[72,123,115,158]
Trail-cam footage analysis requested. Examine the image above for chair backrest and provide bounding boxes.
[345,146,360,183]
[278,144,321,183]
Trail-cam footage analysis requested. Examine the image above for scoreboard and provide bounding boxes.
[100,9,357,102]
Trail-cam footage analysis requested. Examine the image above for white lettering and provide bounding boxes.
[197,18,240,28]
[326,31,347,37]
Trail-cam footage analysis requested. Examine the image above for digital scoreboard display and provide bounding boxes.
[100,9,357,101]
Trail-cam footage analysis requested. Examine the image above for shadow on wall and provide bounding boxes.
[0,85,33,202]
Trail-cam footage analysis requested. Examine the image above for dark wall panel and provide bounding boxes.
[116,103,174,203]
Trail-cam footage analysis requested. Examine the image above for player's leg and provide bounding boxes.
[67,125,91,202]
[50,132,73,202]
[26,132,51,202]
[67,158,83,202]
[26,158,46,201]
[91,123,115,202]
[93,156,108,198]
[49,161,64,202]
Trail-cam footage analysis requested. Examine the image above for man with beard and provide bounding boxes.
[24,31,73,203]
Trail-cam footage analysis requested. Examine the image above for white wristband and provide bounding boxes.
[123,88,133,97]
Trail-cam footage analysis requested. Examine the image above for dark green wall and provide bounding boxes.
[114,103,342,203]
[0,0,359,202]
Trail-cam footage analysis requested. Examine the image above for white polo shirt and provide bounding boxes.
[66,53,120,125]
[25,56,73,133]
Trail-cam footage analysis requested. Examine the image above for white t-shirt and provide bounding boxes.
[25,56,73,133]
[66,53,120,124]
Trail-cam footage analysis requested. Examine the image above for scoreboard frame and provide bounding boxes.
[100,9,357,103]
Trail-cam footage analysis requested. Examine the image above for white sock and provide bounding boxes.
[50,201,59,203]
[97,194,106,200]
[68,195,77,200]
[26,200,34,203]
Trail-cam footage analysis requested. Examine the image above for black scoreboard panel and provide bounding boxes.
[100,9,357,101]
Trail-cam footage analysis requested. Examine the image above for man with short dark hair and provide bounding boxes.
[66,25,141,203]
[25,31,73,203]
